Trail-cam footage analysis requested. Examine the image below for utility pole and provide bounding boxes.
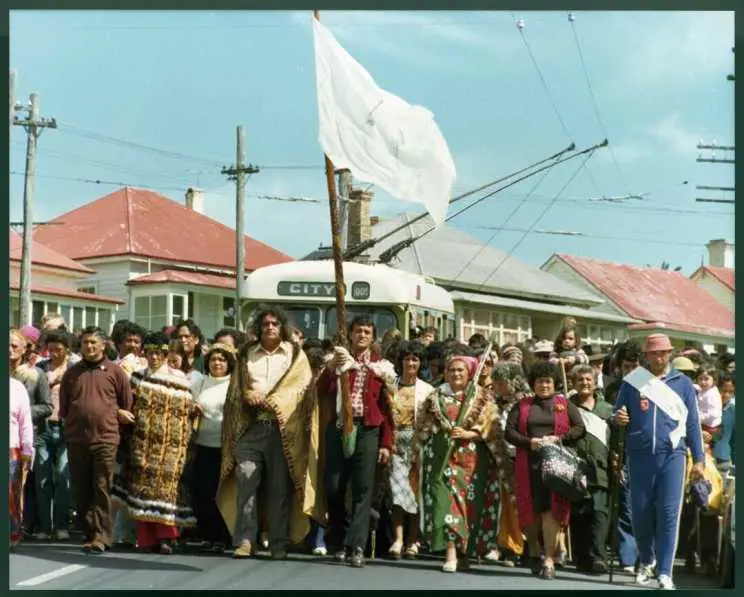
[9,70,16,128]
[12,92,57,326]
[337,168,352,250]
[221,126,259,331]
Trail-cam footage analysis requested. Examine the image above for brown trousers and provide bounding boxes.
[68,442,117,546]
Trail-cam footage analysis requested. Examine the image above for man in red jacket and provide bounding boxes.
[318,315,394,568]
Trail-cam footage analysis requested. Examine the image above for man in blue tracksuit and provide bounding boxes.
[613,334,705,590]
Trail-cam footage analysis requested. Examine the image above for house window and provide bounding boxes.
[98,308,111,332]
[134,295,168,332]
[60,305,71,328]
[9,296,19,327]
[223,296,236,328]
[458,306,532,346]
[46,302,59,314]
[32,300,45,327]
[187,292,195,319]
[172,295,186,325]
[583,324,624,349]
[84,306,96,328]
[72,307,83,332]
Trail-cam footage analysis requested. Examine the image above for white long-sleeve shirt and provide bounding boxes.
[697,385,723,428]
[193,374,231,448]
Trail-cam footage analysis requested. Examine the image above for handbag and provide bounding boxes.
[539,441,589,502]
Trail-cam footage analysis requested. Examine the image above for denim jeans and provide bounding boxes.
[34,422,71,534]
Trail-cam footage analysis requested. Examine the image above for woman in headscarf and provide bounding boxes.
[505,361,585,580]
[414,353,509,573]
[388,340,433,560]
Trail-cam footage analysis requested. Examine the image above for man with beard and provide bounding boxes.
[219,306,320,561]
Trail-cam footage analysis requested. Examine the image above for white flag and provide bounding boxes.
[312,17,456,227]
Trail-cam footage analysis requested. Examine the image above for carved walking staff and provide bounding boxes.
[314,10,354,453]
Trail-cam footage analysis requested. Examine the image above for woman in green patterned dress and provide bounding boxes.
[414,354,509,573]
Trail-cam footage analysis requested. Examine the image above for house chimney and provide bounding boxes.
[347,187,373,252]
[706,238,734,268]
[185,187,205,214]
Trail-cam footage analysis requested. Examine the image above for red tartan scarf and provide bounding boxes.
[514,394,571,530]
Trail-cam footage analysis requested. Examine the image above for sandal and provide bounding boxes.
[539,565,556,580]
[403,543,419,559]
[388,541,403,559]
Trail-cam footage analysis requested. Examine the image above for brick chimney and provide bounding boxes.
[185,187,205,214]
[347,187,373,251]
[706,238,734,268]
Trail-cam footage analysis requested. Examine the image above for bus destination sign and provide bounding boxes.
[277,281,370,300]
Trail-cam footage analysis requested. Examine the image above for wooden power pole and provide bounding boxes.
[12,92,57,326]
[222,126,259,331]
[337,168,352,250]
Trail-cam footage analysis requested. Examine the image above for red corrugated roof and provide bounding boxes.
[32,187,294,270]
[9,229,94,274]
[554,254,734,338]
[127,269,236,290]
[704,265,735,291]
[9,280,124,305]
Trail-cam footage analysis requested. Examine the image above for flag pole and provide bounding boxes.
[314,9,354,441]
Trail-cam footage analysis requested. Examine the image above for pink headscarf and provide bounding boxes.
[446,355,479,379]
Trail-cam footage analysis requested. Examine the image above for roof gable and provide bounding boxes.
[32,187,293,271]
[554,253,734,336]
[9,229,94,274]
[696,265,735,291]
[362,215,602,306]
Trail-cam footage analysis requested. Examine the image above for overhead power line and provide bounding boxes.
[567,12,631,195]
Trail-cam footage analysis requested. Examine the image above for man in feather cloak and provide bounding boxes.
[217,307,324,558]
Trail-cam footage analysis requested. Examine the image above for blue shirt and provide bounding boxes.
[713,398,736,462]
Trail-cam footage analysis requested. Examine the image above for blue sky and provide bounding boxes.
[9,10,735,275]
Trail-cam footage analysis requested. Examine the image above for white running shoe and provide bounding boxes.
[312,546,327,556]
[621,565,636,574]
[657,574,675,590]
[635,565,654,586]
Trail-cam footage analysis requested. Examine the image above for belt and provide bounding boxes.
[256,418,278,426]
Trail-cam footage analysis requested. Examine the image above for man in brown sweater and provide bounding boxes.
[60,326,133,554]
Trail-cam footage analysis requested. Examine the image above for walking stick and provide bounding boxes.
[608,426,626,584]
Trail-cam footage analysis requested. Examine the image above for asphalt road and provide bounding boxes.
[9,540,722,591]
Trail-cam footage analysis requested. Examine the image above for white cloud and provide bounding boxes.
[607,11,734,90]
[648,113,699,157]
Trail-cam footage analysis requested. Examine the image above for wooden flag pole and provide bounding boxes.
[315,10,353,439]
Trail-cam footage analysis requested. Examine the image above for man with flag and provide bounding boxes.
[613,334,706,590]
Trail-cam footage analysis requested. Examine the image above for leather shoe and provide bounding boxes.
[271,550,288,560]
[334,548,348,563]
[348,547,365,568]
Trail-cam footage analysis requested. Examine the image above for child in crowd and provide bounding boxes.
[713,373,735,474]
[696,366,722,453]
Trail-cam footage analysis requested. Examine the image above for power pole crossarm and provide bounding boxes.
[221,127,259,332]
[12,92,57,326]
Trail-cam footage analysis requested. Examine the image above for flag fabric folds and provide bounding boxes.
[312,17,456,227]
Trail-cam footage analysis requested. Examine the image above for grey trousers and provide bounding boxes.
[232,422,293,551]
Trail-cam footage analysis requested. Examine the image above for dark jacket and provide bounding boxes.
[571,393,614,491]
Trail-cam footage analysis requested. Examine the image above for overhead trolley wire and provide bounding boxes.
[476,148,597,289]
[568,12,632,195]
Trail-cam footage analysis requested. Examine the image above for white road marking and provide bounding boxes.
[16,564,88,587]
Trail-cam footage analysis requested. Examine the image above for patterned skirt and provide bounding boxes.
[9,448,23,544]
[390,427,418,514]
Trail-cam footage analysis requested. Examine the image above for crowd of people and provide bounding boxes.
[9,311,736,589]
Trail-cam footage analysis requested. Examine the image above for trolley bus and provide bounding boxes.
[240,260,455,341]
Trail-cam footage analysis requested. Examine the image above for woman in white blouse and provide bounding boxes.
[191,343,236,552]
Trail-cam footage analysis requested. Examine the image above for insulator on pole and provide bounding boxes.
[568,12,575,22]
[516,18,525,30]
